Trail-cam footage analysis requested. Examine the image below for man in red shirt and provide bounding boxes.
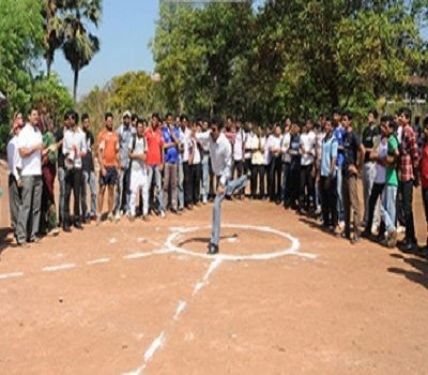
[398,107,420,252]
[420,117,428,254]
[145,113,165,217]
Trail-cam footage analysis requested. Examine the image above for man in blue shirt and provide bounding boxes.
[333,109,346,224]
[162,113,180,214]
[320,119,338,231]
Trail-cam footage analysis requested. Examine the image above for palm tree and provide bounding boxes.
[42,0,65,76]
[62,0,101,101]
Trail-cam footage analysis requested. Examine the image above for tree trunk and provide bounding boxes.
[46,55,52,77]
[73,68,79,102]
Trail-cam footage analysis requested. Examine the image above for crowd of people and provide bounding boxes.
[4,106,428,256]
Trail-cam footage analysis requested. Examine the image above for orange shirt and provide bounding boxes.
[97,128,119,167]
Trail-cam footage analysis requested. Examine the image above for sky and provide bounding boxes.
[53,0,266,100]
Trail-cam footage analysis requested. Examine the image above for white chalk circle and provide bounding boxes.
[165,224,314,261]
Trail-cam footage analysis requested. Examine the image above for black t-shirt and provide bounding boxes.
[82,129,95,172]
[55,127,65,169]
[362,124,380,163]
[343,130,361,175]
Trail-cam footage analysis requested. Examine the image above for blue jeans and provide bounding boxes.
[211,175,247,246]
[81,170,97,217]
[115,168,131,214]
[147,165,164,213]
[201,154,210,202]
[381,185,397,232]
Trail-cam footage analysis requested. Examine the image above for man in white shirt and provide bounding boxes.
[299,120,317,212]
[16,108,43,246]
[244,122,255,196]
[181,116,193,209]
[232,121,244,198]
[268,124,283,203]
[196,119,248,254]
[7,114,23,232]
[281,121,292,205]
[128,119,149,220]
[62,111,87,231]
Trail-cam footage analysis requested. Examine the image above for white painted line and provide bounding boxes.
[123,332,166,375]
[86,258,110,265]
[0,272,24,280]
[123,252,154,260]
[165,224,313,262]
[109,238,118,244]
[42,263,76,272]
[192,258,223,296]
[173,300,187,320]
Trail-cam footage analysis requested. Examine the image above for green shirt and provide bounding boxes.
[385,135,398,186]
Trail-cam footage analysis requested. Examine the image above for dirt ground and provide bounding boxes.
[0,162,427,375]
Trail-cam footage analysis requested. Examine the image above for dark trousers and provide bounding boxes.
[8,174,22,230]
[343,174,362,238]
[299,164,314,210]
[251,164,265,199]
[244,158,252,196]
[365,183,384,235]
[401,179,416,243]
[320,176,338,227]
[232,160,244,196]
[190,163,201,204]
[183,161,192,206]
[289,168,300,208]
[64,168,82,226]
[269,156,282,201]
[281,162,291,204]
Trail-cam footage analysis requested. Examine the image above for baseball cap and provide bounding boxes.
[123,110,132,119]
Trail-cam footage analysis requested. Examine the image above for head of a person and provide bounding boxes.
[246,122,253,133]
[226,116,233,127]
[123,111,131,126]
[333,108,342,126]
[65,110,78,128]
[342,111,352,130]
[131,113,138,126]
[166,112,174,127]
[368,109,378,125]
[423,116,428,139]
[385,116,396,136]
[81,113,90,130]
[13,112,24,129]
[398,107,412,127]
[202,120,209,131]
[324,119,333,135]
[285,117,292,128]
[380,116,391,136]
[136,118,145,137]
[236,120,242,130]
[181,115,188,129]
[105,112,114,130]
[152,113,160,128]
[210,118,223,141]
[27,108,39,127]
[306,119,313,131]
[274,124,282,137]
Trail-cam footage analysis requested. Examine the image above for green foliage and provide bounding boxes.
[31,73,74,125]
[152,0,428,125]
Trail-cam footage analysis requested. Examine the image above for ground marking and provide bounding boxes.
[42,263,76,272]
[0,272,24,280]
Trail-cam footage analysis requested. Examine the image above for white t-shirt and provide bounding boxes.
[244,131,254,159]
[233,129,244,161]
[63,128,87,169]
[192,138,201,164]
[7,135,22,180]
[268,135,282,161]
[375,137,388,184]
[129,135,147,174]
[300,131,316,166]
[182,127,192,162]
[17,124,42,176]
[281,133,291,163]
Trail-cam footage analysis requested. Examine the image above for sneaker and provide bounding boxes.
[114,212,120,223]
[386,229,398,248]
[107,213,114,222]
[49,228,60,237]
[159,211,166,218]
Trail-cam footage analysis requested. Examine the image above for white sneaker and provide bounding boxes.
[160,211,166,218]
[114,212,121,222]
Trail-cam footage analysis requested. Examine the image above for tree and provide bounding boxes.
[42,0,65,76]
[62,0,101,101]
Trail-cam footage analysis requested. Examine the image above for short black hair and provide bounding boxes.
[131,113,138,122]
[398,107,412,121]
[152,112,160,121]
[342,110,353,120]
[136,117,145,126]
[368,109,379,119]
[81,113,89,122]
[65,109,78,123]
[180,114,188,122]
[333,108,341,116]
[166,112,173,118]
[104,112,113,120]
[381,115,396,131]
[28,107,38,116]
[211,117,224,130]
